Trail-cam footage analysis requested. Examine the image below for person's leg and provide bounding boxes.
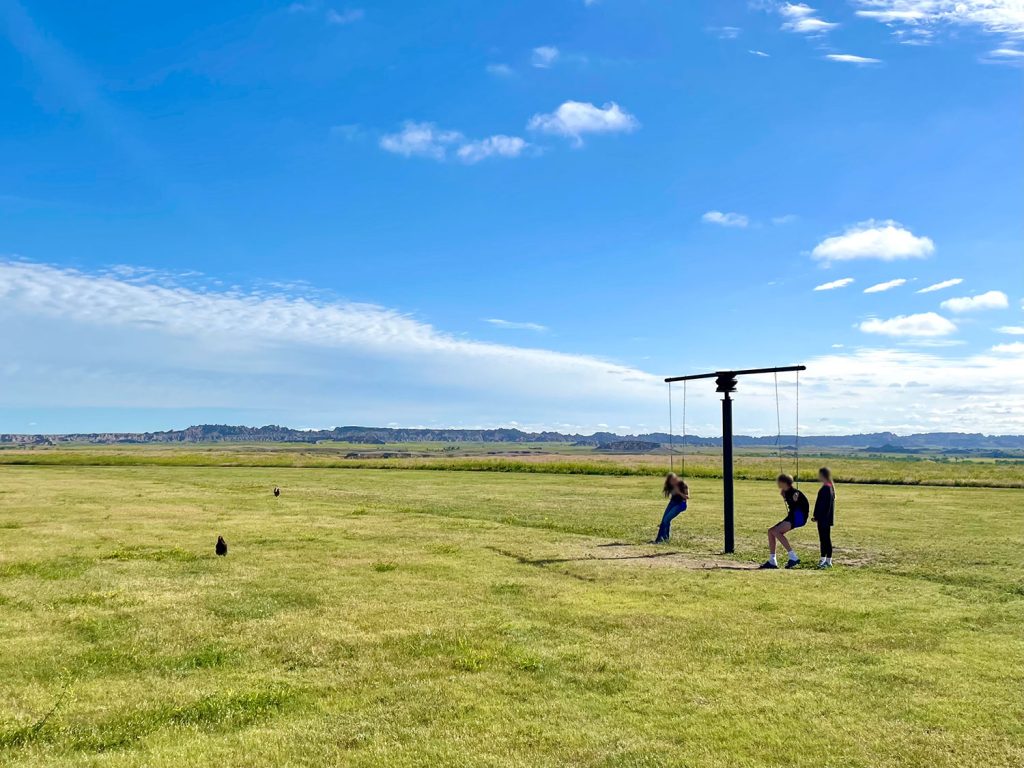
[823,525,833,563]
[656,502,682,542]
[774,522,799,565]
[763,522,792,567]
[775,528,792,554]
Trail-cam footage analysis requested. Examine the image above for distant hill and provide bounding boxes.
[2,424,1024,452]
[595,440,661,453]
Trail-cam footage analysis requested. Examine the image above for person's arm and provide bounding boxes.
[813,486,828,521]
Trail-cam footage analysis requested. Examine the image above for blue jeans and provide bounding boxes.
[656,499,687,542]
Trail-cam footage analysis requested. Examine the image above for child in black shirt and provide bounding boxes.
[813,467,836,568]
[759,473,809,569]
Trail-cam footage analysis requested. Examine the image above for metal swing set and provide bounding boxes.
[665,365,806,553]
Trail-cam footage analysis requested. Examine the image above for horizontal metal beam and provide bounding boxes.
[664,364,805,384]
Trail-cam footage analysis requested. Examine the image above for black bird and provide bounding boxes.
[216,536,228,556]
[273,486,281,497]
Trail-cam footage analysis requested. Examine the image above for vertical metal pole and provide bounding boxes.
[722,390,735,553]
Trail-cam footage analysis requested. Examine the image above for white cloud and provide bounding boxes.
[381,124,526,164]
[997,326,1024,335]
[859,312,957,337]
[701,210,749,228]
[749,49,772,56]
[0,261,661,429]
[486,63,514,77]
[531,46,560,68]
[852,1,1024,37]
[864,278,907,293]
[940,290,1010,313]
[826,53,882,63]
[713,26,743,39]
[917,277,963,293]
[527,101,639,146]
[789,346,1024,434]
[380,122,463,159]
[814,278,855,291]
[456,135,528,163]
[780,3,817,18]
[772,213,797,224]
[326,8,364,24]
[990,47,1024,56]
[785,17,839,32]
[484,318,548,332]
[5,263,1024,434]
[855,9,927,22]
[992,342,1024,354]
[811,220,935,262]
[778,4,838,33]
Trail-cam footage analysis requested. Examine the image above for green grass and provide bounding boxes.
[1,463,1022,766]
[2,443,1023,487]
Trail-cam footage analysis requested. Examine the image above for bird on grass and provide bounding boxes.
[216,536,227,556]
[273,486,281,497]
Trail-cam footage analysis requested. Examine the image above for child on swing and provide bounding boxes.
[653,472,689,543]
[759,473,809,569]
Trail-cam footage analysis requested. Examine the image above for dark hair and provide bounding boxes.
[663,473,688,497]
[776,473,794,487]
[818,467,833,482]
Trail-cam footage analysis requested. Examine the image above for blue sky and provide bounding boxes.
[1,0,1022,435]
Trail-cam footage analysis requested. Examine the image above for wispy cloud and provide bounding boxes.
[702,210,749,228]
[917,277,962,293]
[531,46,560,68]
[527,101,639,146]
[380,122,463,159]
[772,213,798,224]
[991,342,1024,354]
[326,7,364,24]
[486,63,514,77]
[380,123,527,164]
[711,26,742,39]
[749,49,771,57]
[812,220,935,262]
[779,3,838,34]
[0,261,661,428]
[4,262,1024,434]
[940,290,1009,313]
[484,318,548,332]
[852,1,1024,38]
[983,47,1024,64]
[997,326,1024,335]
[864,278,906,293]
[456,135,529,164]
[814,277,855,291]
[859,312,957,337]
[826,53,882,64]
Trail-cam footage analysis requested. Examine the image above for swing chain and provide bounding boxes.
[681,379,686,479]
[773,371,783,475]
[795,368,800,486]
[668,381,674,473]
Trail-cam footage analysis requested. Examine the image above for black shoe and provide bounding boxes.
[784,558,800,569]
[758,560,778,569]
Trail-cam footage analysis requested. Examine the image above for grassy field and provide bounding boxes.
[3,443,1023,487]
[1,462,1022,766]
